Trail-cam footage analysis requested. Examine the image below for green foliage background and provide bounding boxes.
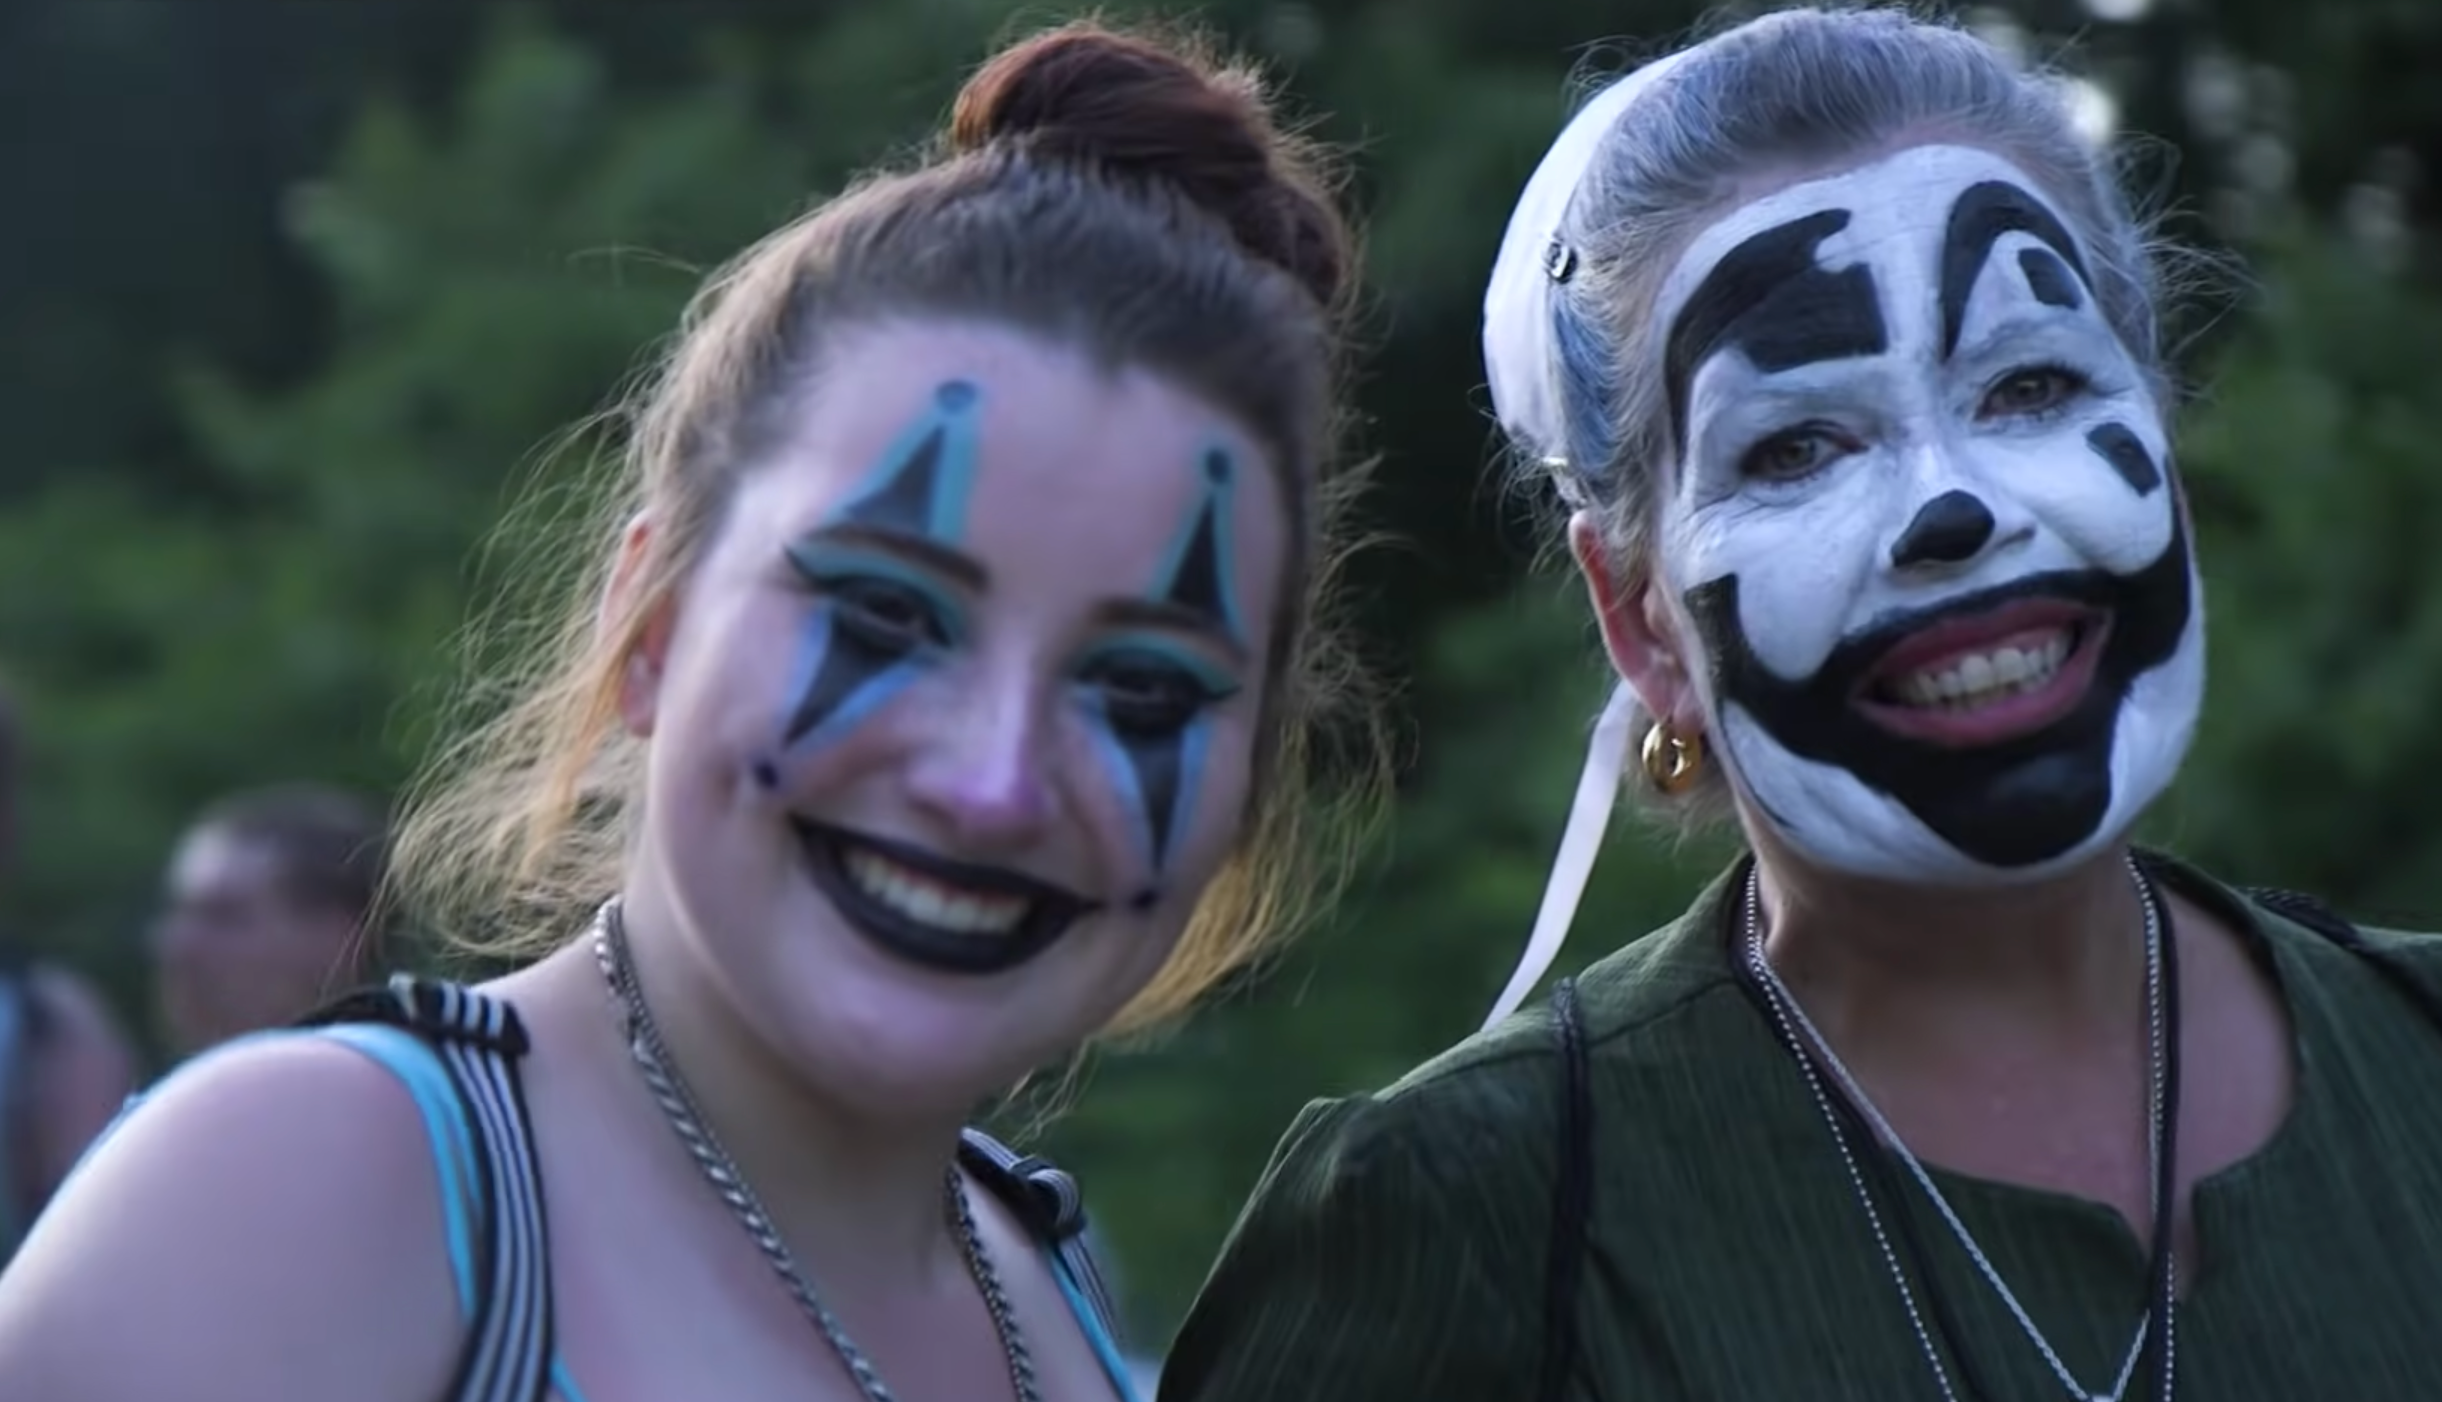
[4,0,2440,1347]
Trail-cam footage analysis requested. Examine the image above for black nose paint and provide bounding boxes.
[1890,490,1998,569]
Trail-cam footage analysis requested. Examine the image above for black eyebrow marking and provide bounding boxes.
[2017,247,2084,311]
[1940,181,2093,358]
[1664,209,1890,457]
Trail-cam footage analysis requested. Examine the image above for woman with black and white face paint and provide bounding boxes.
[1161,8,2442,1401]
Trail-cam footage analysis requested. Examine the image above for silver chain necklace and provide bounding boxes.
[592,901,1040,1402]
[1741,855,2175,1402]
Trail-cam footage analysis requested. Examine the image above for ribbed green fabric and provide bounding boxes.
[1162,854,2442,1400]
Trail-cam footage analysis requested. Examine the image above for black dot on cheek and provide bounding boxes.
[1129,888,1162,914]
[751,759,781,791]
[935,379,978,411]
[1201,449,1231,486]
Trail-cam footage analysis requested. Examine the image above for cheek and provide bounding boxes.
[1074,702,1255,883]
[652,599,825,796]
[1669,472,1891,679]
[1985,419,2177,574]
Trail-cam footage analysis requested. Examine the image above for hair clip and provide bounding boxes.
[1542,236,1579,283]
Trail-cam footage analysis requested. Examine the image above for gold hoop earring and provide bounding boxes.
[1641,722,1706,796]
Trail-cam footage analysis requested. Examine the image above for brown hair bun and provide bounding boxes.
[950,21,1350,311]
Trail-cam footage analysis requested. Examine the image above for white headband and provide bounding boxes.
[1479,682,1638,1030]
[1480,53,1695,465]
[1477,57,1692,1032]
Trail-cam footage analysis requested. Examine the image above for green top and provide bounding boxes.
[1160,854,2442,1400]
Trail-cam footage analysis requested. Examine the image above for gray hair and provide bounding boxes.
[1484,4,2183,822]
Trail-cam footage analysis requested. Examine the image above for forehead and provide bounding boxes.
[1654,144,2089,350]
[730,320,1286,609]
[169,827,283,897]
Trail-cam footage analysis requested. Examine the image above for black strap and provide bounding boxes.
[301,975,556,1402]
[305,983,1129,1391]
[2245,886,2442,1032]
[1538,976,1595,1402]
[957,1128,1131,1347]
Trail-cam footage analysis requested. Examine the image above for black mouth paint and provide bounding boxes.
[2086,423,2164,496]
[1889,489,1999,570]
[1664,208,1891,456]
[1682,494,2192,869]
[1939,182,2093,357]
[2017,247,2084,311]
[790,817,1102,976]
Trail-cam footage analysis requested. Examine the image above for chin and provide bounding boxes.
[721,890,1127,1123]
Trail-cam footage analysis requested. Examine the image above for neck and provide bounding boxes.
[517,878,975,1289]
[1750,832,2149,1046]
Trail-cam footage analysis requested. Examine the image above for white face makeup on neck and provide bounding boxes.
[1645,144,2204,885]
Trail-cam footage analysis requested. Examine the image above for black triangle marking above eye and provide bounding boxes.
[834,379,982,540]
[1160,500,1229,621]
[837,428,944,537]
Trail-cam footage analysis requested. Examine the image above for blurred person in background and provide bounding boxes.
[1164,7,2442,1400]
[0,17,1381,1402]
[0,685,137,1267]
[150,783,391,1060]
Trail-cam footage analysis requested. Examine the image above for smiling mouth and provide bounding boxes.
[789,818,1099,976]
[1853,598,2112,747]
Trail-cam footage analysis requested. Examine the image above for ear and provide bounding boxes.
[1567,509,1703,733]
[604,513,678,739]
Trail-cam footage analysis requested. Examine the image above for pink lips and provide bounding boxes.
[1854,598,2111,748]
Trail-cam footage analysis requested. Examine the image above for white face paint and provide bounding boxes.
[1646,144,2204,885]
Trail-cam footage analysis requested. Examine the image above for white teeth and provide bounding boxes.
[841,847,1031,936]
[1891,628,2073,710]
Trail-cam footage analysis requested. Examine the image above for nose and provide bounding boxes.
[904,683,1058,849]
[1889,489,1997,569]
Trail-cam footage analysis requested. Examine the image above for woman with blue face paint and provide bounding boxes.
[1162,9,2442,1401]
[0,21,1378,1402]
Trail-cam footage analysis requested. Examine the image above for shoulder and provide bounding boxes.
[1359,884,1748,1166]
[0,1032,465,1402]
[2154,852,2442,970]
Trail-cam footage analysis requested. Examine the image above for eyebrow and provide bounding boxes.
[1950,310,2118,368]
[1092,598,1252,670]
[795,523,1253,668]
[793,523,987,591]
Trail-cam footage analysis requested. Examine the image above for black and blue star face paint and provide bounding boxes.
[1078,446,1247,876]
[776,379,983,759]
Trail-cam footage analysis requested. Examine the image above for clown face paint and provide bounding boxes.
[1647,144,2203,884]
[1077,446,1247,878]
[779,379,983,755]
[774,379,1099,975]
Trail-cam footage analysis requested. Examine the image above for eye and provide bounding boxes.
[827,576,954,653]
[1979,364,2090,422]
[1078,647,1237,738]
[1740,424,1856,484]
